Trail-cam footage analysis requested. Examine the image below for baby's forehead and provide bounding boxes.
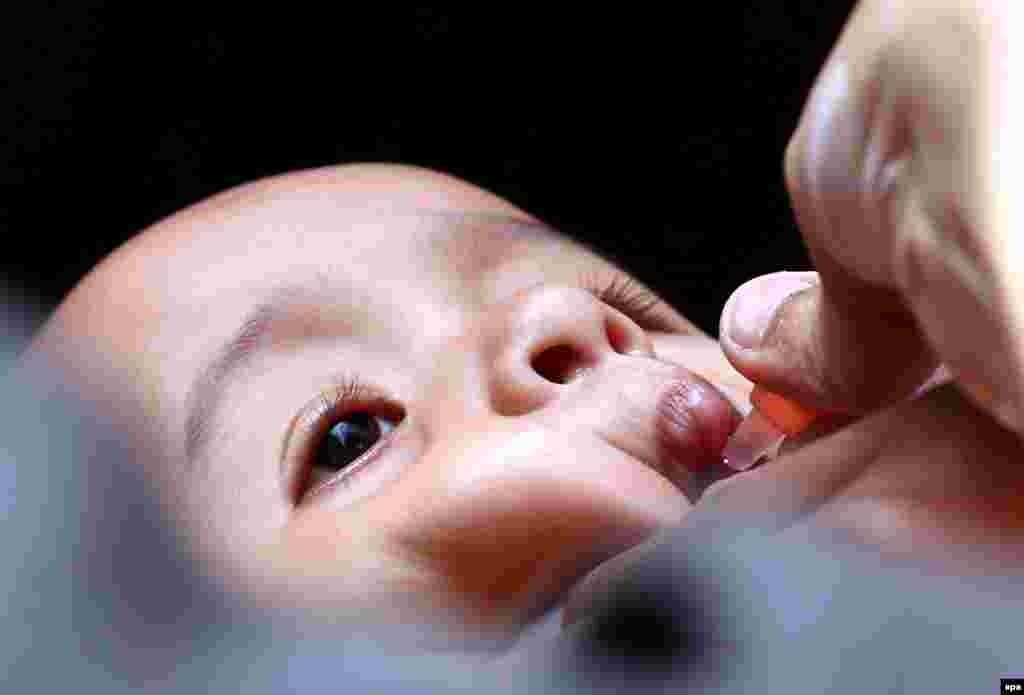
[143,203,580,347]
[189,201,566,286]
[87,163,576,316]
[132,198,579,341]
[102,186,582,338]
[147,165,572,279]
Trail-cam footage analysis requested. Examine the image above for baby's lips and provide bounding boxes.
[654,365,742,476]
[554,365,742,630]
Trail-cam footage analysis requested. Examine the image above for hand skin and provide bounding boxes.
[702,380,1024,574]
[722,0,1024,436]
[715,0,1024,570]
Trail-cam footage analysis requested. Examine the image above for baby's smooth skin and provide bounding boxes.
[25,163,753,648]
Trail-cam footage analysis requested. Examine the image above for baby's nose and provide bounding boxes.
[483,284,655,416]
[419,283,658,442]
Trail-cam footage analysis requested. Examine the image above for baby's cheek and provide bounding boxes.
[395,485,628,631]
[378,427,673,630]
[235,505,422,618]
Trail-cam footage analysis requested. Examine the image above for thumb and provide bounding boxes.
[719,271,942,415]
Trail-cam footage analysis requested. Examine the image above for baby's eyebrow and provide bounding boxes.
[184,284,327,473]
[182,211,565,476]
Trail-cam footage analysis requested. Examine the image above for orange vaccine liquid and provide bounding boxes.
[721,385,822,471]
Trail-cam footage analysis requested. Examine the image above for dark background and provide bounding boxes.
[3,5,855,337]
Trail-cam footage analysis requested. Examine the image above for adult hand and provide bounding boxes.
[703,381,1024,572]
[720,0,1023,436]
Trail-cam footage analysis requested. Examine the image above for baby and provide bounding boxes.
[22,163,756,649]
[18,0,1024,665]
[20,159,1024,661]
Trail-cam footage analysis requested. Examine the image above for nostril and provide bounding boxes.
[605,315,630,354]
[605,312,653,357]
[531,344,592,385]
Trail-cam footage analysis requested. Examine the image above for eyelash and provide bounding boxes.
[292,374,394,502]
[576,269,663,328]
[292,271,663,503]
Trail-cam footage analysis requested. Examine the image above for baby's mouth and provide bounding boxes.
[556,408,866,633]
[545,361,745,631]
[482,358,748,652]
[598,359,744,501]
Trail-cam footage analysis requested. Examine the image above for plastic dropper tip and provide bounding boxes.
[721,408,786,472]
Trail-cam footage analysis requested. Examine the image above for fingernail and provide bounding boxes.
[726,272,819,350]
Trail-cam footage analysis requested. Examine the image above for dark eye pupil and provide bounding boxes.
[319,412,381,472]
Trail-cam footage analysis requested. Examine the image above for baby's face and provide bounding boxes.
[27,164,753,647]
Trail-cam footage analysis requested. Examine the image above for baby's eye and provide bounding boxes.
[302,411,397,498]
